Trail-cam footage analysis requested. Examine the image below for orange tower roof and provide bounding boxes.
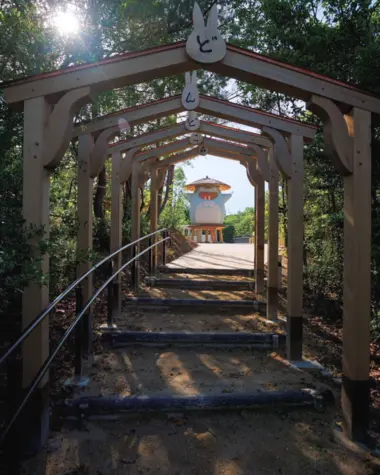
[185,176,231,192]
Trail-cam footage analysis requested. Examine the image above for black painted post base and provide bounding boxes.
[255,268,265,293]
[267,286,278,321]
[82,309,93,357]
[18,384,49,457]
[334,425,380,463]
[341,376,370,443]
[287,315,303,361]
[112,281,121,318]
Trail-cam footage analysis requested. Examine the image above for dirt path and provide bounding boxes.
[24,263,378,475]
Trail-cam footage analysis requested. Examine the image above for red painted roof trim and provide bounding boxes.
[109,121,182,148]
[207,137,248,149]
[0,42,186,88]
[227,44,371,96]
[76,95,181,131]
[1,40,378,101]
[201,95,317,130]
[135,138,191,157]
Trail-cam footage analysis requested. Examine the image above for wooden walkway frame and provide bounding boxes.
[3,38,378,446]
[127,137,274,311]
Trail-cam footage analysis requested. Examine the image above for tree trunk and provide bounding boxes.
[123,177,132,222]
[159,166,174,216]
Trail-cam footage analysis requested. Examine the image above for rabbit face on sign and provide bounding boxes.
[185,111,200,131]
[186,2,226,64]
[181,71,200,110]
[189,133,203,145]
[199,145,208,156]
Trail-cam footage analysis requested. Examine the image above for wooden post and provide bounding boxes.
[197,229,202,243]
[287,134,304,361]
[341,108,371,442]
[150,163,159,274]
[110,151,122,316]
[77,134,94,349]
[131,160,141,290]
[255,178,265,293]
[21,97,51,453]
[267,149,279,320]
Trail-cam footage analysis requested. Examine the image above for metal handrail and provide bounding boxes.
[0,228,167,367]
[0,235,170,444]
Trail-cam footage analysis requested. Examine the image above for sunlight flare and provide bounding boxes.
[53,10,80,36]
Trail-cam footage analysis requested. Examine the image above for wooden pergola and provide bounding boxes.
[2,24,379,451]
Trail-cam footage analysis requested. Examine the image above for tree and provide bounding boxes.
[159,167,191,229]
[224,207,255,238]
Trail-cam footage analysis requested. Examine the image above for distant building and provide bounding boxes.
[184,176,231,242]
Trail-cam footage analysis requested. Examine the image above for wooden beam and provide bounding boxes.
[342,108,371,442]
[136,137,193,162]
[21,96,50,452]
[267,148,279,320]
[199,96,317,140]
[255,176,265,294]
[74,96,183,138]
[156,148,199,169]
[5,43,380,114]
[208,45,380,114]
[199,121,271,148]
[287,134,304,361]
[138,137,257,164]
[150,162,159,274]
[109,120,273,155]
[203,137,254,158]
[4,44,192,107]
[110,151,122,316]
[131,160,141,291]
[110,123,185,154]
[77,134,94,354]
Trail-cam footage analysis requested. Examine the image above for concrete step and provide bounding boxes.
[158,266,254,277]
[123,297,265,313]
[145,277,255,291]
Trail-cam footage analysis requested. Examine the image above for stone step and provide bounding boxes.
[123,297,265,313]
[145,277,255,291]
[158,266,254,277]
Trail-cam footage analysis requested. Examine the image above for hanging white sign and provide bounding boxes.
[186,2,227,64]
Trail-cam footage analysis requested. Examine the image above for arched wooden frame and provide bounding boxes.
[78,119,275,323]
[4,39,376,445]
[121,135,279,323]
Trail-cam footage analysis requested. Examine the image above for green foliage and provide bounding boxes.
[1,0,380,337]
[224,208,255,238]
[159,167,190,230]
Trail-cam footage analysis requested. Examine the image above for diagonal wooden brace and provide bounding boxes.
[262,127,292,179]
[90,122,130,178]
[44,87,93,169]
[307,94,353,176]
